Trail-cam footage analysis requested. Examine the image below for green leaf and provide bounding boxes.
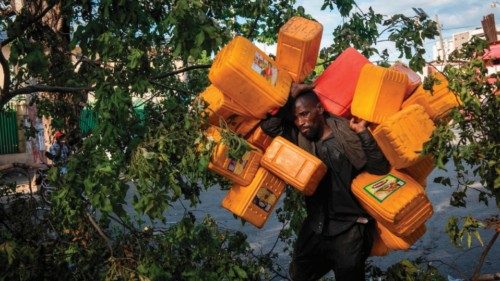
[473,230,484,246]
[195,31,205,46]
[234,265,248,279]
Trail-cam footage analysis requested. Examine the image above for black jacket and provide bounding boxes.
[260,104,389,236]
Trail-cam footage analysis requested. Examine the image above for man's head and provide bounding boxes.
[54,131,65,143]
[293,90,326,140]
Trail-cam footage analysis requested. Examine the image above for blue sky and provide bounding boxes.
[259,0,500,62]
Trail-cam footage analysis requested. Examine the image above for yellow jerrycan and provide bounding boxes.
[245,126,273,151]
[351,168,433,236]
[261,136,327,196]
[377,221,426,251]
[200,85,260,136]
[371,104,435,169]
[401,155,435,188]
[351,64,408,124]
[222,167,286,228]
[209,36,292,119]
[402,72,460,122]
[276,16,323,82]
[205,126,262,186]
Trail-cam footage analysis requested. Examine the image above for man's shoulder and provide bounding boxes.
[325,114,349,123]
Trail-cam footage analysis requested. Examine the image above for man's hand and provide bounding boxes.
[349,117,369,133]
[290,83,314,98]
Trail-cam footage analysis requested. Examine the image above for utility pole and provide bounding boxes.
[435,15,447,64]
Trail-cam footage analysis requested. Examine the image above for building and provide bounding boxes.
[430,25,500,75]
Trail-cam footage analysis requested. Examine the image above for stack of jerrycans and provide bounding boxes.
[346,61,460,255]
[201,34,290,228]
[346,61,431,255]
[202,17,325,228]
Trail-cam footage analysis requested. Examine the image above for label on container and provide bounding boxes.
[252,187,277,212]
[226,153,250,175]
[363,174,405,203]
[251,52,278,86]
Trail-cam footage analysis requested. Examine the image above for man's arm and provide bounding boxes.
[260,97,296,141]
[350,119,390,175]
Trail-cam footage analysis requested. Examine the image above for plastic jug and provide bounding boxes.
[351,64,408,124]
[351,168,433,236]
[402,72,460,121]
[261,136,327,195]
[276,16,323,82]
[205,126,262,186]
[222,167,286,228]
[200,85,260,136]
[377,221,426,251]
[371,104,435,169]
[209,36,292,119]
[246,126,273,151]
[390,62,422,99]
[313,47,371,117]
[401,155,435,188]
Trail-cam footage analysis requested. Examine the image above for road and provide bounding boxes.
[138,161,500,280]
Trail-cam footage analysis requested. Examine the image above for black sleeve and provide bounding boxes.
[358,130,390,175]
[259,98,297,143]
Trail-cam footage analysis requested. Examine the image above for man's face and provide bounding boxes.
[293,98,324,140]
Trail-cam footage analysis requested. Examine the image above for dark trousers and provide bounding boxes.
[289,222,374,281]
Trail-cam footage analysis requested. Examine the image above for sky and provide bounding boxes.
[258,0,500,62]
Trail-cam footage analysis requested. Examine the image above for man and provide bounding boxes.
[260,84,390,281]
[47,131,70,173]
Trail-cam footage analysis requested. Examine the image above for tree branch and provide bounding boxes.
[0,44,11,97]
[1,84,92,108]
[11,84,92,95]
[1,0,60,48]
[472,231,499,281]
[151,64,211,80]
[246,14,261,39]
[86,212,114,256]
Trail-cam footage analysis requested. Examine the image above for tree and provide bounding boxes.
[424,36,499,280]
[0,0,308,279]
[3,0,493,280]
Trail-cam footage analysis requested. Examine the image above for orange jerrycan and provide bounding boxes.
[205,126,262,186]
[261,136,327,196]
[276,16,323,82]
[377,221,426,251]
[370,231,391,256]
[222,167,286,228]
[402,72,460,121]
[200,85,260,136]
[401,155,435,188]
[209,36,292,119]
[351,169,433,236]
[313,47,371,117]
[351,64,408,124]
[390,62,422,99]
[246,126,273,151]
[371,104,435,169]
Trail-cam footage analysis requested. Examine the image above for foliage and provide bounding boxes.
[319,3,438,69]
[385,259,446,281]
[424,37,500,209]
[445,216,485,248]
[421,35,499,278]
